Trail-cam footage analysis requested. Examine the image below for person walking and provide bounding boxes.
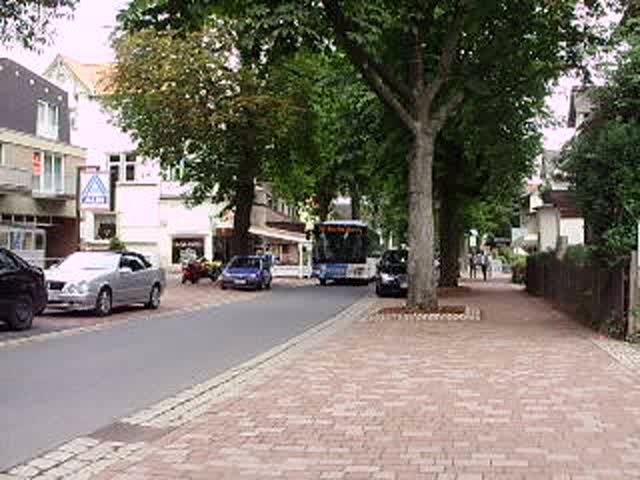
[480,251,489,281]
[469,252,477,279]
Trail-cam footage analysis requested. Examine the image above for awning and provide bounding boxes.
[249,226,309,244]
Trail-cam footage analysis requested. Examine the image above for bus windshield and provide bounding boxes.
[313,224,368,264]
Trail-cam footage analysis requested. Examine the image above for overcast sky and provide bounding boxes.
[0,0,578,150]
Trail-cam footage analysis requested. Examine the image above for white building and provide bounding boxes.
[42,55,309,272]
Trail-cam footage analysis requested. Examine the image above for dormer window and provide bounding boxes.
[36,101,59,140]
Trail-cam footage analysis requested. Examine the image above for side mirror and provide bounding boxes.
[119,267,133,274]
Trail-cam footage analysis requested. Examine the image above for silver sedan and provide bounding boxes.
[45,251,166,316]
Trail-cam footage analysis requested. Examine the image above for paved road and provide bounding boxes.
[0,284,368,470]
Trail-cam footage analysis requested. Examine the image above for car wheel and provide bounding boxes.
[146,284,161,309]
[95,288,112,317]
[221,283,227,290]
[266,279,272,290]
[375,283,387,298]
[319,278,327,286]
[8,295,33,331]
[257,279,264,291]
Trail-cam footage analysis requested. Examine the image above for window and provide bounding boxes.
[33,151,64,193]
[95,213,117,240]
[121,255,145,272]
[37,101,60,140]
[0,230,8,248]
[34,232,45,250]
[0,143,4,166]
[109,152,137,183]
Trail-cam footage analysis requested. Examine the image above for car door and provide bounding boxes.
[0,250,28,317]
[129,254,152,303]
[115,255,137,305]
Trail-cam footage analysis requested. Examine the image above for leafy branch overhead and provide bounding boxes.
[0,0,78,49]
[108,26,305,207]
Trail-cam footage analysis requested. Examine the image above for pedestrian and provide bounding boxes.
[480,251,489,281]
[469,252,477,279]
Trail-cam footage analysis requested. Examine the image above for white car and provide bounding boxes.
[45,251,166,316]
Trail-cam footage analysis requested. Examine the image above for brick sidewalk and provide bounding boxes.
[30,279,640,479]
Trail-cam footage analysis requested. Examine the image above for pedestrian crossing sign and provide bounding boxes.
[80,172,110,211]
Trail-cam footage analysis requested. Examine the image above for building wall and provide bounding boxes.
[0,58,70,142]
[537,207,559,252]
[159,198,219,268]
[560,217,584,246]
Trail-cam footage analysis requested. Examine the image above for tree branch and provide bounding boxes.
[413,27,424,94]
[424,0,467,108]
[432,91,464,132]
[322,0,414,106]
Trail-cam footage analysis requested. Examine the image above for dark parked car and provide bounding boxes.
[0,248,47,330]
[221,255,272,291]
[375,249,409,297]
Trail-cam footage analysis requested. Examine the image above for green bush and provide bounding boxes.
[109,236,126,251]
[511,255,527,284]
[565,244,592,267]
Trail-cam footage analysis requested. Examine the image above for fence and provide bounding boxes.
[526,254,629,338]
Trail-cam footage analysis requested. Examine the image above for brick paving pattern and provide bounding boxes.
[11,278,640,479]
[82,278,640,479]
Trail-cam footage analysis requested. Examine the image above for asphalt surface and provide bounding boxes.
[0,283,368,471]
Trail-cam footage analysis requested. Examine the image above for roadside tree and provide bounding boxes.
[0,0,77,49]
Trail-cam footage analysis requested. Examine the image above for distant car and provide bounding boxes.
[375,250,442,297]
[375,249,409,297]
[221,255,272,291]
[0,248,47,330]
[45,251,166,316]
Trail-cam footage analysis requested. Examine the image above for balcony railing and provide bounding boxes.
[32,174,76,199]
[0,165,31,192]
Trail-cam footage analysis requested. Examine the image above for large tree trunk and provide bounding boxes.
[231,119,258,257]
[317,188,333,222]
[438,190,463,287]
[407,128,438,309]
[231,181,255,256]
[350,182,361,220]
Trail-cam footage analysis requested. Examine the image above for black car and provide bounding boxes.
[375,249,409,297]
[0,248,47,330]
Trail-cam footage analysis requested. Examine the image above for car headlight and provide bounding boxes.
[64,281,89,294]
[381,273,394,283]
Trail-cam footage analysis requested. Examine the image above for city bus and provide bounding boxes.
[311,220,376,285]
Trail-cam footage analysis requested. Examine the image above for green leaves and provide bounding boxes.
[108,27,308,211]
[0,0,78,49]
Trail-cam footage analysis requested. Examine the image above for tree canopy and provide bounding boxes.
[0,0,78,49]
[563,25,640,260]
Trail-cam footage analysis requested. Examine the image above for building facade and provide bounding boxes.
[0,58,86,266]
[43,55,308,271]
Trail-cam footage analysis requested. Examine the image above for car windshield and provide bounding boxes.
[56,252,119,271]
[386,250,408,264]
[229,257,260,269]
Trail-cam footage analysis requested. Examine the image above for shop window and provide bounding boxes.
[24,231,34,250]
[35,232,45,250]
[172,237,204,264]
[95,213,117,240]
[0,230,8,248]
